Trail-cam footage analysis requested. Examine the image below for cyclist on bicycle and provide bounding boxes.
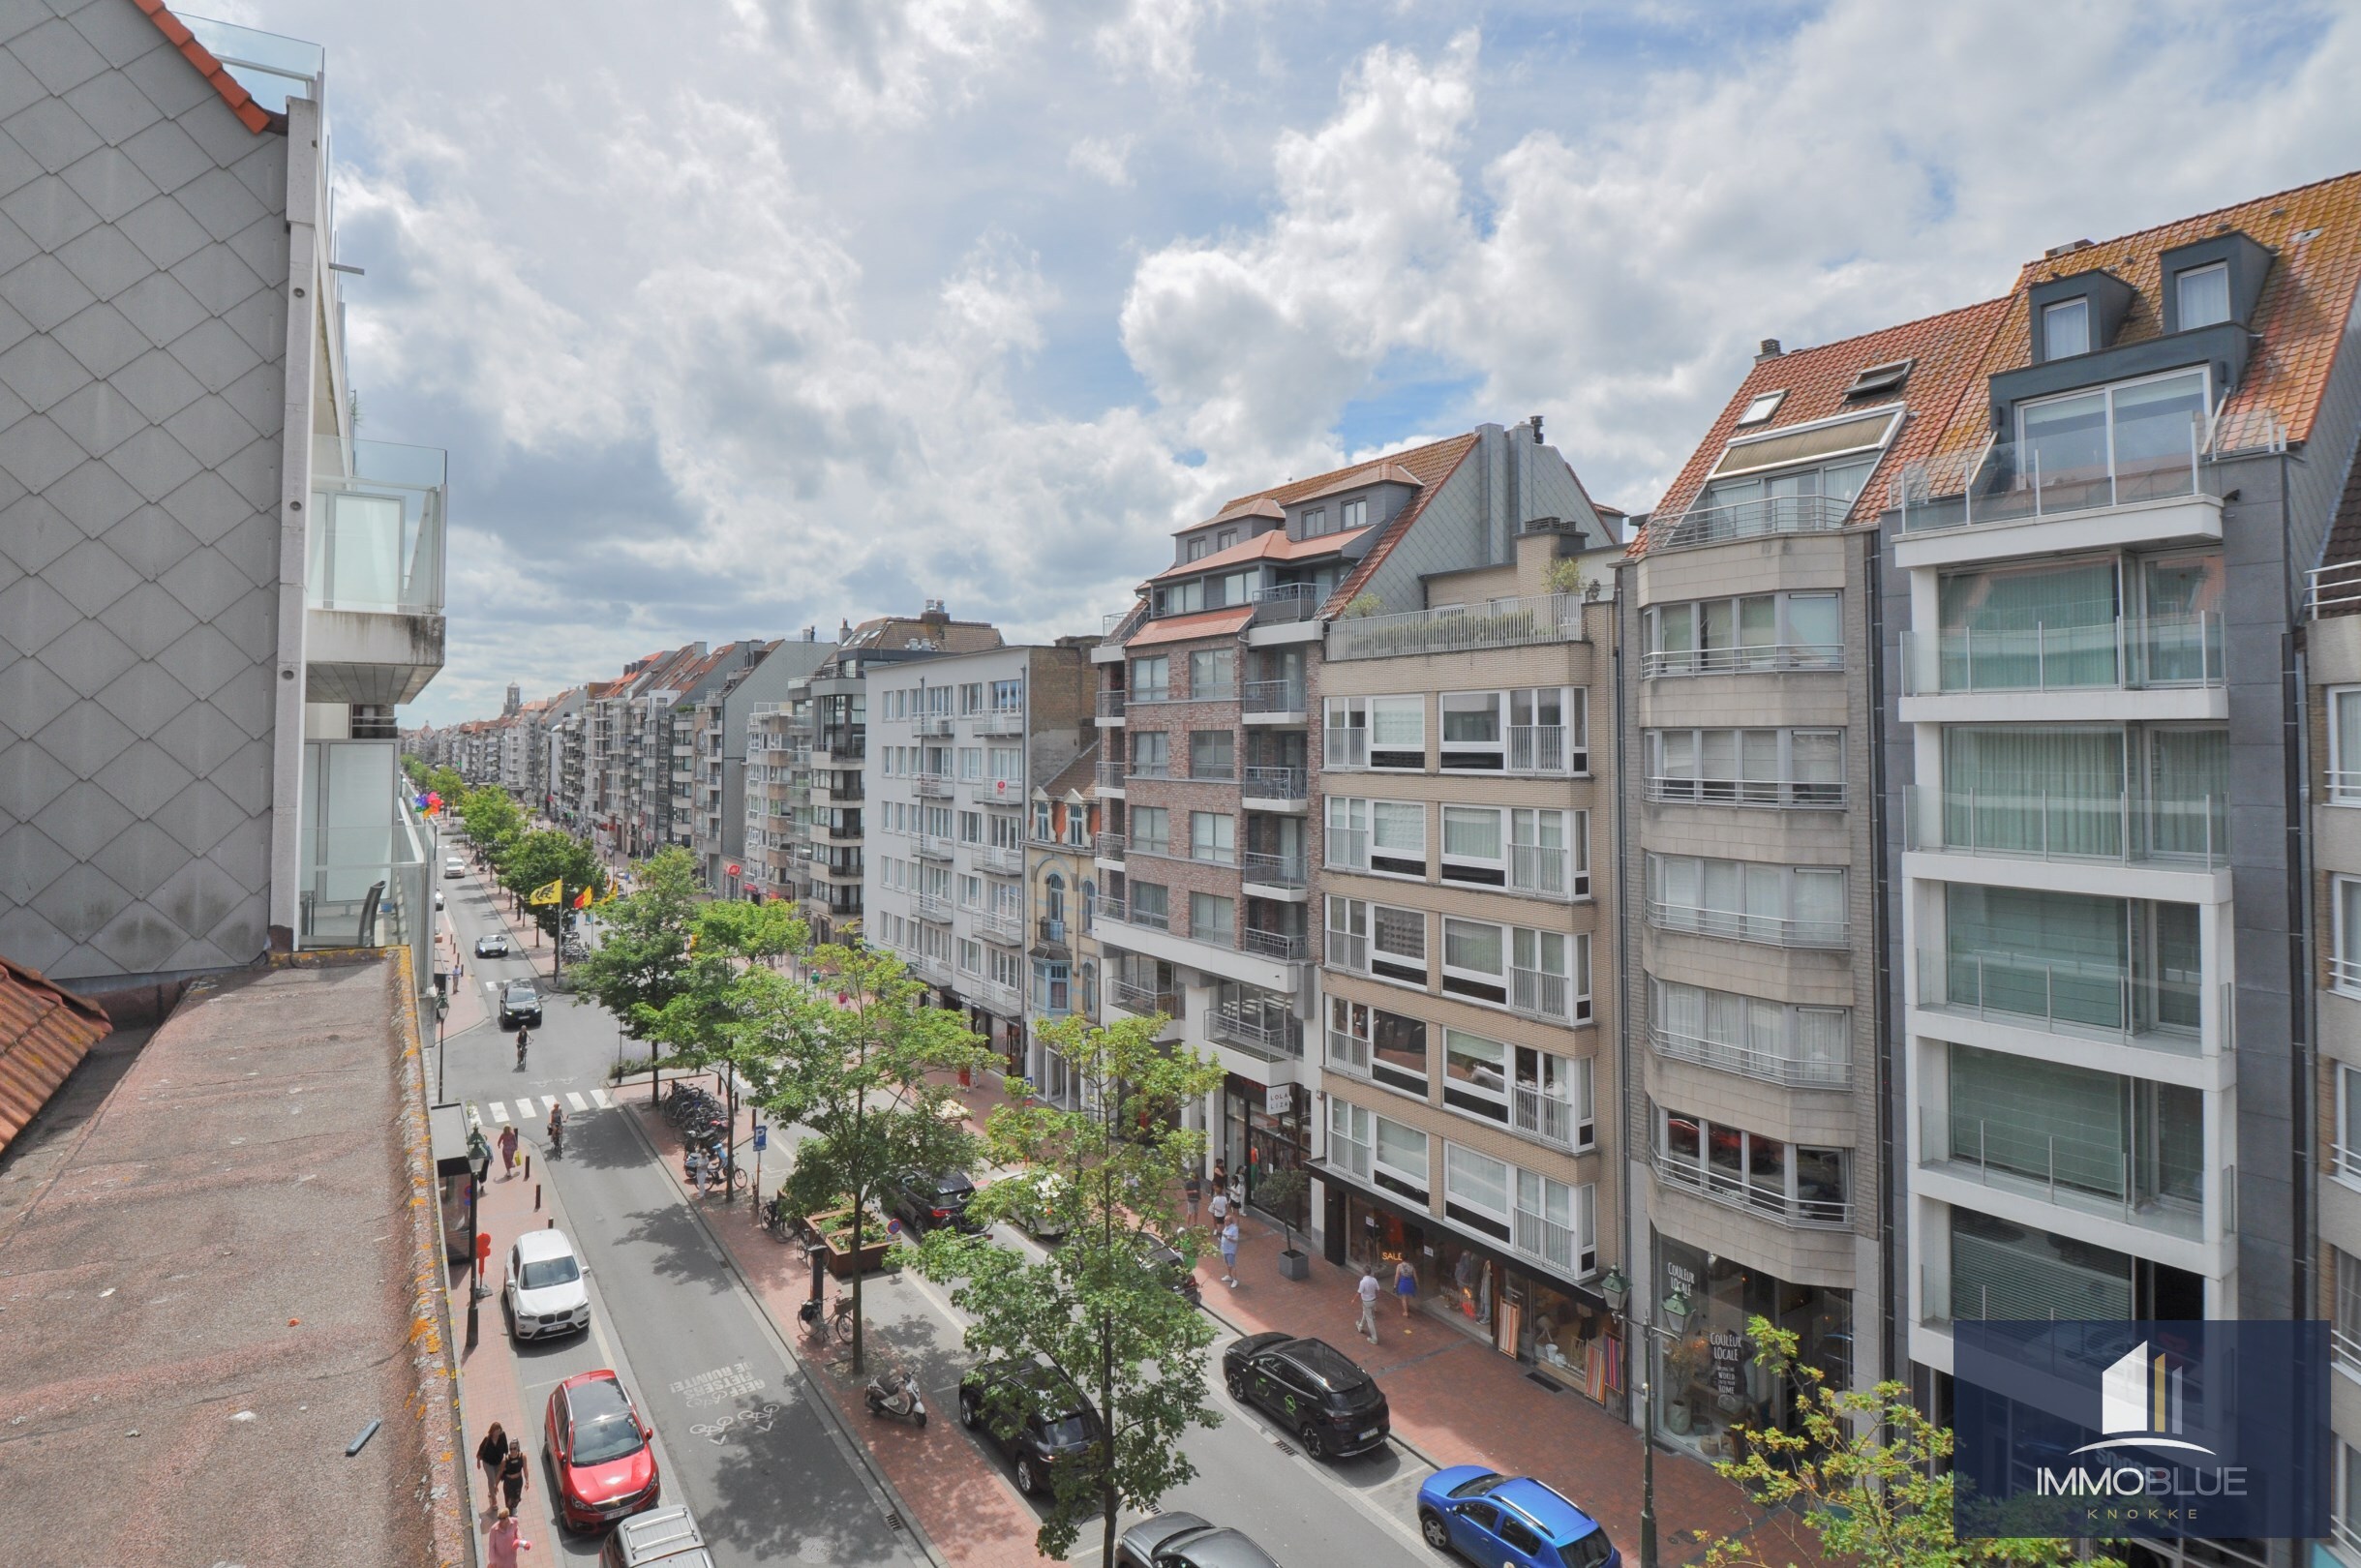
[547,1101,564,1157]
[514,1024,530,1066]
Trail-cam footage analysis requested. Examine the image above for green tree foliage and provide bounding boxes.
[573,848,705,1082]
[914,1012,1224,1565]
[497,830,607,942]
[633,899,807,1189]
[757,935,989,1374]
[1703,1315,2110,1568]
[459,785,527,866]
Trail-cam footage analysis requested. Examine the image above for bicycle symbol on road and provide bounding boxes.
[689,1402,783,1444]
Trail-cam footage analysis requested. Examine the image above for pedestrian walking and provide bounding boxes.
[1207,1182,1228,1236]
[1183,1170,1201,1224]
[1211,1158,1227,1199]
[499,1436,528,1514]
[1395,1256,1419,1317]
[1355,1266,1381,1343]
[1219,1217,1240,1288]
[497,1124,518,1178]
[486,1506,532,1568]
[474,1421,508,1502]
[686,1145,707,1195]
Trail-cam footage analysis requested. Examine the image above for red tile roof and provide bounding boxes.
[0,957,112,1156]
[1128,606,1255,648]
[131,1,275,135]
[1147,524,1370,583]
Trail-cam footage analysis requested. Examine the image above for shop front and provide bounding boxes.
[1221,1072,1309,1230]
[1648,1230,1852,1462]
[1326,1177,1622,1413]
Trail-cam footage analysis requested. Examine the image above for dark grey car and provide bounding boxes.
[1116,1512,1281,1568]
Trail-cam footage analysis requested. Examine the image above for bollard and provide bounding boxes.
[534,1183,541,1210]
[524,1154,531,1180]
[547,1217,555,1229]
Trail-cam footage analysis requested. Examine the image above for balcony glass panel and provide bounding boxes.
[1948,1209,2133,1323]
[1937,885,2201,1040]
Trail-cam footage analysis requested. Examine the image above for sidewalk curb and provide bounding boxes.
[615,1097,950,1568]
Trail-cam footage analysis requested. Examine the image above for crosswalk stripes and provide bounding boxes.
[590,1088,613,1109]
[488,1101,510,1124]
[473,1091,627,1127]
[565,1092,589,1113]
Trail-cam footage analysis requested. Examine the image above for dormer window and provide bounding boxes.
[2177,262,2230,330]
[1737,391,1786,426]
[2043,298,2090,359]
[1217,528,1237,551]
[1185,537,1208,562]
[1301,506,1329,536]
[1341,498,1367,529]
[1844,359,1913,400]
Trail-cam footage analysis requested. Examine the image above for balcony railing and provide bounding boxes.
[1509,966,1585,1024]
[1241,850,1308,888]
[1921,1108,2205,1242]
[1243,678,1306,714]
[1323,731,1368,769]
[1650,493,1852,554]
[1328,592,1583,661]
[1110,976,1180,1015]
[1182,760,1235,783]
[969,777,1022,804]
[1326,1029,1371,1077]
[1097,690,1127,719]
[1900,616,2225,695]
[1096,762,1130,791]
[915,834,953,861]
[1647,775,1845,810]
[1242,766,1308,802]
[976,907,1024,945]
[1509,844,1579,899]
[973,708,1025,736]
[1652,1154,1849,1228]
[2331,769,2361,806]
[1651,1024,1850,1089]
[1128,760,1171,781]
[2308,559,2361,618]
[973,843,1023,876]
[1893,407,2210,532]
[915,890,952,921]
[1238,926,1309,962]
[1207,1005,1304,1059]
[1639,644,1843,679]
[2334,955,2361,995]
[307,438,448,615]
[1507,725,1579,774]
[915,772,953,798]
[1512,1209,1583,1276]
[1251,583,1317,624]
[1094,895,1170,933]
[1037,917,1068,947]
[916,715,954,737]
[1094,831,1126,860]
[1509,1085,1586,1150]
[1648,900,1848,950]
[1916,948,2208,1055]
[1902,785,2226,867]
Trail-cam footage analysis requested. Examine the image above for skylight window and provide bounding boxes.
[1737,391,1786,426]
[1843,359,1914,400]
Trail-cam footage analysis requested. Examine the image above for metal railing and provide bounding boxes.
[1185,759,1236,783]
[2308,559,2361,618]
[973,708,1025,736]
[2330,769,2361,806]
[1507,725,1577,774]
[1096,762,1129,791]
[1510,844,1579,899]
[1639,644,1843,679]
[1892,407,2211,532]
[1651,1153,1849,1228]
[915,834,953,861]
[1902,785,2226,866]
[915,772,953,798]
[915,890,952,921]
[1651,1024,1850,1089]
[1921,1107,2204,1240]
[1243,679,1306,714]
[1900,615,2225,695]
[977,976,1021,1014]
[1916,948,2207,1053]
[1242,766,1307,801]
[1095,895,1170,933]
[1189,679,1239,703]
[1241,850,1308,888]
[1328,592,1583,661]
[1323,731,1369,769]
[1326,1029,1371,1077]
[1330,1134,1372,1182]
[1325,930,1368,973]
[973,843,1023,876]
[968,778,1022,804]
[1251,583,1317,624]
[1238,926,1309,961]
[1647,775,1844,809]
[1510,966,1584,1023]
[1097,691,1127,719]
[1512,1209,1582,1276]
[2334,955,2361,995]
[1207,1005,1304,1059]
[1511,1086,1584,1150]
[916,715,954,737]
[1095,831,1126,860]
[1325,828,1367,871]
[976,907,1024,945]
[1110,976,1180,1015]
[1647,899,1848,950]
[1128,760,1172,781]
[1038,917,1068,946]
[1650,493,1852,554]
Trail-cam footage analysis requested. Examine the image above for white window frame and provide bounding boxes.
[1441,1027,1509,1123]
[1737,390,1785,426]
[1440,916,1508,1007]
[2176,261,2230,330]
[1372,1114,1430,1200]
[2339,1064,2361,1187]
[1189,810,1235,866]
[2043,296,2090,359]
[1032,799,1053,842]
[1063,808,1087,848]
[1509,806,1586,901]
[1364,696,1425,770]
[1438,690,1505,770]
[1439,804,1507,889]
[1512,1168,1597,1278]
[1325,796,1369,871]
[2331,687,2361,805]
[957,938,984,976]
[1369,799,1427,879]
[1645,727,1845,808]
[1131,655,1170,703]
[1130,805,1170,859]
[1329,1099,1373,1180]
[1443,1143,1513,1237]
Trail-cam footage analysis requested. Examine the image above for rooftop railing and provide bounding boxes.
[1650,493,1851,554]
[1327,591,1584,662]
[307,439,447,616]
[1888,405,2276,532]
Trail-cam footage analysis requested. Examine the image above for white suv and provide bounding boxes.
[504,1229,590,1340]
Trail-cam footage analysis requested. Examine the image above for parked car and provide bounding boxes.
[499,980,543,1029]
[1114,1512,1281,1568]
[1130,1228,1200,1306]
[1221,1332,1390,1460]
[474,933,511,958]
[544,1370,661,1531]
[887,1170,983,1236]
[1014,1172,1070,1240]
[444,857,465,879]
[957,1358,1104,1494]
[600,1504,713,1567]
[505,1228,590,1341]
[1416,1468,1619,1568]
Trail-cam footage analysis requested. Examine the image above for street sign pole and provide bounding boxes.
[753,1122,768,1208]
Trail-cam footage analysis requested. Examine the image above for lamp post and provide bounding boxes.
[1600,1266,1693,1568]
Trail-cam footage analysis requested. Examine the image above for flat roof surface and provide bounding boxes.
[0,956,468,1566]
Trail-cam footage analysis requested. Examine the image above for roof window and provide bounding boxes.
[1736,391,1785,426]
[1843,359,1913,400]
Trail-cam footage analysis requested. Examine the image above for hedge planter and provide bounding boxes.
[1276,1248,1311,1282]
[807,1207,893,1279]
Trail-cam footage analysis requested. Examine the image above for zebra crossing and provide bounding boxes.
[472,1087,612,1128]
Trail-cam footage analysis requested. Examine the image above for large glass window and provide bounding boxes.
[1189,810,1234,864]
[1325,797,1369,870]
[1654,1106,1846,1224]
[1440,805,1506,887]
[1371,800,1426,877]
[1129,730,1170,778]
[1940,885,2200,1036]
[2016,368,2209,511]
[1647,727,1842,808]
[1646,854,1847,948]
[1950,1209,2130,1322]
[2332,688,2361,804]
[1443,1145,1512,1240]
[2336,876,2361,996]
[1369,697,1424,769]
[1189,730,1234,779]
[1131,655,1169,702]
[1371,904,1426,984]
[1643,592,1841,676]
[1440,918,1506,1005]
[1938,724,2225,860]
[1441,1029,1508,1121]
[1330,1099,1372,1179]
[1189,648,1236,700]
[1371,1011,1427,1097]
[1130,806,1169,857]
[2043,297,2090,358]
[1190,891,1234,946]
[1947,1042,2202,1208]
[1651,978,1848,1088]
[1373,1116,1429,1200]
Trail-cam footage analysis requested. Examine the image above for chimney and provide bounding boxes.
[1755,339,1784,361]
[1528,414,1545,444]
[920,599,951,633]
[838,618,852,642]
[802,625,816,642]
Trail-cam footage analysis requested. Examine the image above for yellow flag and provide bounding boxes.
[528,878,562,905]
[600,883,621,904]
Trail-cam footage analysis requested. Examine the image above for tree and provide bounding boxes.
[913,1012,1224,1566]
[573,848,704,1091]
[1256,1165,1310,1259]
[757,935,989,1374]
[460,786,527,868]
[1701,1315,2112,1568]
[635,899,807,1191]
[497,830,607,946]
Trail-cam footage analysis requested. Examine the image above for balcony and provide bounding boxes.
[1902,785,2227,868]
[1326,1029,1370,1078]
[814,776,864,803]
[1651,1024,1850,1090]
[1900,616,2224,703]
[976,906,1024,946]
[1327,592,1583,661]
[1035,917,1069,948]
[1113,977,1181,1015]
[1647,775,1845,810]
[1094,895,1168,934]
[1511,1209,1586,1279]
[1509,845,1581,900]
[305,439,447,705]
[1919,1107,2209,1246]
[1652,1154,1849,1229]
[973,708,1025,737]
[1508,725,1581,775]
[1241,767,1308,806]
[1639,644,1842,679]
[915,834,953,861]
[1893,407,2217,536]
[1240,850,1308,890]
[968,778,1022,805]
[1509,966,1586,1025]
[916,715,954,738]
[1648,900,1848,950]
[1510,1085,1587,1151]
[915,891,953,922]
[1251,582,1318,625]
[2309,558,2361,618]
[1238,926,1309,962]
[1097,690,1127,722]
[1648,493,1851,555]
[1095,831,1126,862]
[1096,762,1129,794]
[915,772,953,799]
[973,843,1023,876]
[977,976,1022,1014]
[1242,679,1307,719]
[1207,1004,1304,1060]
[1915,948,2211,1058]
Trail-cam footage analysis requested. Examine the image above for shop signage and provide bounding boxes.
[1665,1259,1698,1301]
[1265,1083,1293,1115]
[1709,1329,1747,1399]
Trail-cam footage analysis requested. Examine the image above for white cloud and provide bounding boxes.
[1068,133,1136,187]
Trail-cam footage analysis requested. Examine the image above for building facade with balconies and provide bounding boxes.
[696,632,831,897]
[1025,743,1104,1104]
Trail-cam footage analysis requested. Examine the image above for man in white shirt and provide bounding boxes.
[1355,1266,1380,1343]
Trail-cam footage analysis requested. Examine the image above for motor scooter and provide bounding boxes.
[863,1367,926,1427]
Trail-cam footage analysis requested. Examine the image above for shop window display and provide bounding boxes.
[1650,1233,1852,1462]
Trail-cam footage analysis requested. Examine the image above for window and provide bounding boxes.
[1515,927,1589,1022]
[1131,656,1169,703]
[1341,498,1367,529]
[1643,592,1841,677]
[1646,727,1843,808]
[1440,806,1505,887]
[1514,1171,1596,1275]
[1327,695,1423,770]
[1371,1010,1426,1097]
[1064,807,1087,848]
[1189,811,1234,864]
[1301,506,1329,537]
[958,810,983,844]
[1034,959,1071,1015]
[1217,528,1236,551]
[1647,854,1848,949]
[2337,1065,2361,1184]
[1655,1105,1848,1225]
[1129,730,1169,778]
[1515,1047,1592,1150]
[1651,978,1849,1088]
[1441,918,1506,1005]
[1189,730,1235,779]
[988,745,1021,786]
[958,874,984,909]
[1032,800,1053,842]
[1191,891,1234,945]
[958,682,984,715]
[2332,688,2361,804]
[1439,692,1501,768]
[1371,800,1426,877]
[1330,1099,1373,1179]
[990,678,1022,713]
[1442,1029,1508,1121]
[1131,881,1169,928]
[2015,369,2210,506]
[2338,1250,2361,1374]
[1131,806,1170,858]
[1737,390,1785,426]
[1325,797,1368,870]
[1844,357,1912,398]
[2337,876,2361,995]
[2177,262,2230,330]
[2043,298,2090,359]
[957,938,984,975]
[1373,1115,1429,1200]
[1186,536,1208,562]
[1443,1144,1512,1241]
[1190,648,1235,699]
[1511,806,1585,898]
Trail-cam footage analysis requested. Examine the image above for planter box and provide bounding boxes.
[807,1207,894,1279]
[1276,1248,1310,1282]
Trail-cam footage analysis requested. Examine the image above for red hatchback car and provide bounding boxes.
[546,1371,661,1531]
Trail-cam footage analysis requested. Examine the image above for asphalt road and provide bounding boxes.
[436,858,1437,1568]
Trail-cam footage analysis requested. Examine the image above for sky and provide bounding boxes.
[216,0,2361,724]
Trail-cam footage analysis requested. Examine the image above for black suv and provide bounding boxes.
[1130,1228,1201,1307]
[1222,1332,1390,1460]
[957,1358,1104,1495]
[499,980,543,1029]
[887,1171,983,1236]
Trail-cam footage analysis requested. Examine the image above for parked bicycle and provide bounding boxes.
[797,1292,856,1344]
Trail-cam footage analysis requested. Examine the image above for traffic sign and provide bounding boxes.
[753,1124,768,1152]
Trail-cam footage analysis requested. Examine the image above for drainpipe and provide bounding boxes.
[2283,445,2315,1332]
[1864,527,1898,1405]
[1611,568,1639,1432]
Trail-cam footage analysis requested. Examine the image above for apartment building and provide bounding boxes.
[1624,302,2009,1457]
[2315,461,2361,1559]
[0,7,447,996]
[651,640,768,858]
[865,637,1095,1064]
[543,687,585,826]
[1024,743,1102,1102]
[688,632,832,895]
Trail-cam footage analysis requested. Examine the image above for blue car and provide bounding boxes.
[1417,1467,1619,1568]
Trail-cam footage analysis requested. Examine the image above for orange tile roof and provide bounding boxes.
[1146,525,1369,583]
[1324,434,1483,612]
[0,957,112,1156]
[1127,606,1255,648]
[132,1,275,135]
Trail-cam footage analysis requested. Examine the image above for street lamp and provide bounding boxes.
[1600,1266,1693,1568]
